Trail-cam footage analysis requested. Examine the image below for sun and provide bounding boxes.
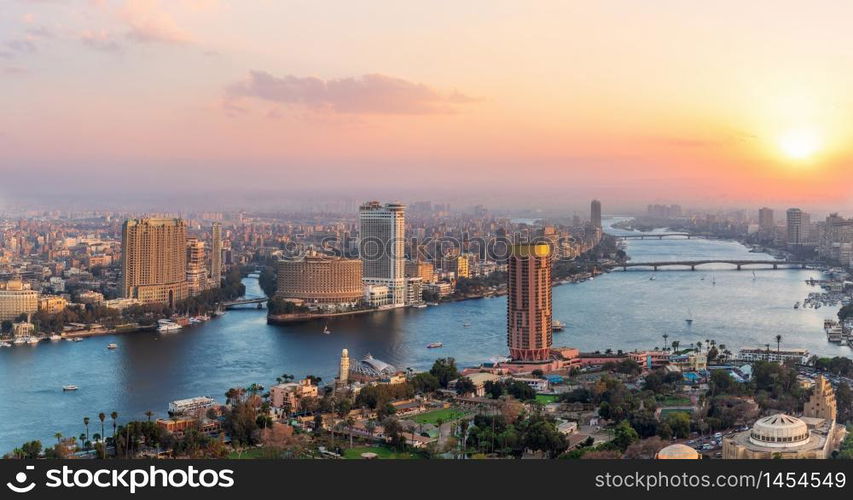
[778,128,821,160]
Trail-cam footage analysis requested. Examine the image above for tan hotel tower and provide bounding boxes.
[121,218,188,307]
[507,243,553,361]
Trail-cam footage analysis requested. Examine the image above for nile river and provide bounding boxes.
[0,218,846,452]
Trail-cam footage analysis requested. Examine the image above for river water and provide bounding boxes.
[0,218,846,452]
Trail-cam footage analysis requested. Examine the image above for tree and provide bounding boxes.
[455,377,476,396]
[611,420,639,450]
[111,412,118,441]
[775,334,782,354]
[410,372,440,394]
[83,417,90,443]
[98,413,106,442]
[145,410,154,422]
[429,358,460,388]
[664,412,691,439]
[21,440,42,459]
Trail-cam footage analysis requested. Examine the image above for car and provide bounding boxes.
[713,432,722,438]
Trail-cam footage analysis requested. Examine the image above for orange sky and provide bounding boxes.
[1,1,852,210]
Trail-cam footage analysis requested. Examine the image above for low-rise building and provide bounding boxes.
[270,378,319,412]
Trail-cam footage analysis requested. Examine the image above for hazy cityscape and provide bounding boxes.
[2,0,853,473]
[0,198,851,461]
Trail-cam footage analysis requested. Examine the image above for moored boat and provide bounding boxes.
[426,342,443,349]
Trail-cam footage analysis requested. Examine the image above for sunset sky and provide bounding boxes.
[2,0,852,211]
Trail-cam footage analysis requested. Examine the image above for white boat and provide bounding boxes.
[426,342,443,349]
[12,337,27,345]
[322,324,331,335]
[27,337,41,345]
[0,341,11,348]
[157,319,182,333]
[107,343,118,350]
[72,337,83,342]
[414,303,427,309]
[462,321,471,328]
[552,320,566,332]
[50,334,62,341]
[62,385,78,391]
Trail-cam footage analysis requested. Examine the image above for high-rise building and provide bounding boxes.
[120,218,188,307]
[359,201,406,307]
[185,238,208,296]
[590,199,602,228]
[507,243,552,361]
[210,222,222,288]
[758,207,774,237]
[786,208,803,246]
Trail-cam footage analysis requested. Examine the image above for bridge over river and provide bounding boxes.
[616,260,806,271]
[222,297,268,309]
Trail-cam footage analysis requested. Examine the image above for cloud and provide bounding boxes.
[80,29,122,51]
[120,0,192,45]
[225,71,477,115]
[4,39,38,54]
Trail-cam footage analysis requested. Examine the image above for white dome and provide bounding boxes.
[656,443,700,460]
[749,414,810,448]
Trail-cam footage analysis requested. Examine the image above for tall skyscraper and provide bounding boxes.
[359,201,406,307]
[507,243,552,361]
[121,218,188,307]
[758,207,774,236]
[590,199,602,228]
[185,238,207,296]
[786,208,802,246]
[210,222,222,288]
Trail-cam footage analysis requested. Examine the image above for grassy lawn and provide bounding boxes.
[535,394,558,404]
[343,446,418,459]
[658,397,691,406]
[659,408,693,418]
[409,407,466,425]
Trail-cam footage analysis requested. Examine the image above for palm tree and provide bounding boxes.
[696,341,703,352]
[98,413,106,441]
[54,432,63,445]
[111,412,118,440]
[83,417,90,442]
[145,410,154,422]
[775,334,782,354]
[671,340,680,352]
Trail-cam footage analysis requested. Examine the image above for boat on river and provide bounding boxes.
[426,342,443,349]
[62,385,78,391]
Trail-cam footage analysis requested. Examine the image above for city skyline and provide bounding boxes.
[3,1,853,209]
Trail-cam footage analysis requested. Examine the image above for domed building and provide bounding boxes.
[723,376,846,459]
[655,443,701,460]
[348,353,400,382]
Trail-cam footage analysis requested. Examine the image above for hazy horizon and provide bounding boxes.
[3,1,853,211]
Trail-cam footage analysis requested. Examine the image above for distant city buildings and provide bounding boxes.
[590,199,602,228]
[647,204,682,218]
[786,208,802,247]
[120,218,188,307]
[507,243,553,362]
[210,222,222,288]
[758,207,774,240]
